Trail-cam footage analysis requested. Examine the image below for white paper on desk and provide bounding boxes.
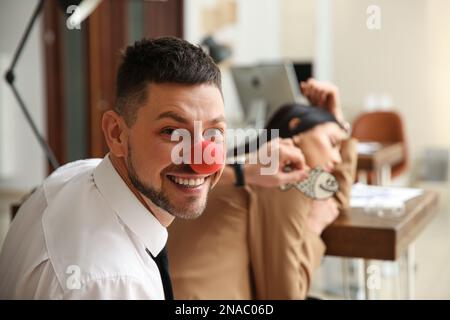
[357,142,383,154]
[350,183,423,208]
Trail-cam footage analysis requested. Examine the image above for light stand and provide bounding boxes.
[4,0,60,170]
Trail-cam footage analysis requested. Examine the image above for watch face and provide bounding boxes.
[293,167,339,200]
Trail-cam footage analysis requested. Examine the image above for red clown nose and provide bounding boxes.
[189,140,224,175]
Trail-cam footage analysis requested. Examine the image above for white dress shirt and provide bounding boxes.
[0,156,168,299]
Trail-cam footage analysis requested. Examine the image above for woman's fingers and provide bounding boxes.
[278,139,308,171]
[278,169,309,185]
[273,138,309,185]
[326,199,340,221]
[279,137,294,146]
[300,79,340,117]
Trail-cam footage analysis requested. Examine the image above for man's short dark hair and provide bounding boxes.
[115,37,222,126]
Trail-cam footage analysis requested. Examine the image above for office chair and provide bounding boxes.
[351,111,409,184]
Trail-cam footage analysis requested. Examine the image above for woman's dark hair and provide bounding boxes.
[265,103,340,140]
[230,103,339,157]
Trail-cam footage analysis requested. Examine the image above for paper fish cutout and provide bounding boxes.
[280,167,339,200]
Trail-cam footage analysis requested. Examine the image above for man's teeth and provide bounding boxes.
[171,176,206,187]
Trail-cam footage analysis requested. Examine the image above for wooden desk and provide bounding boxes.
[322,190,439,299]
[322,190,439,260]
[357,142,404,185]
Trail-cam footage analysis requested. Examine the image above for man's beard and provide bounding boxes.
[127,144,209,219]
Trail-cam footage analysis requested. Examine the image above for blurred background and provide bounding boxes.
[0,0,449,299]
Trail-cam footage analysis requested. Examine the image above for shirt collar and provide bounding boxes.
[93,155,167,257]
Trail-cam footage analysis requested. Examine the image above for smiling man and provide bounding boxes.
[0,37,226,299]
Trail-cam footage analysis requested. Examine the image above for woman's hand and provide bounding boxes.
[307,198,339,236]
[300,79,344,122]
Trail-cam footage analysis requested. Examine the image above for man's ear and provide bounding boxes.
[102,110,128,157]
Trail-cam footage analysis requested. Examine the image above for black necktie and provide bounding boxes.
[146,246,174,300]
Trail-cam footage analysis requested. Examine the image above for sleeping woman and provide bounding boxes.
[167,79,358,299]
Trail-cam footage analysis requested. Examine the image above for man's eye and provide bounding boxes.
[204,128,224,142]
[161,128,176,136]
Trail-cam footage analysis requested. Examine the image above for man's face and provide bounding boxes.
[125,83,226,219]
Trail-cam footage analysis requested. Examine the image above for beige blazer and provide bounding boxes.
[167,138,358,299]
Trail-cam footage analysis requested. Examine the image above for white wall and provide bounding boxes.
[280,0,316,61]
[279,0,333,81]
[426,0,450,150]
[331,0,450,169]
[0,0,46,193]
